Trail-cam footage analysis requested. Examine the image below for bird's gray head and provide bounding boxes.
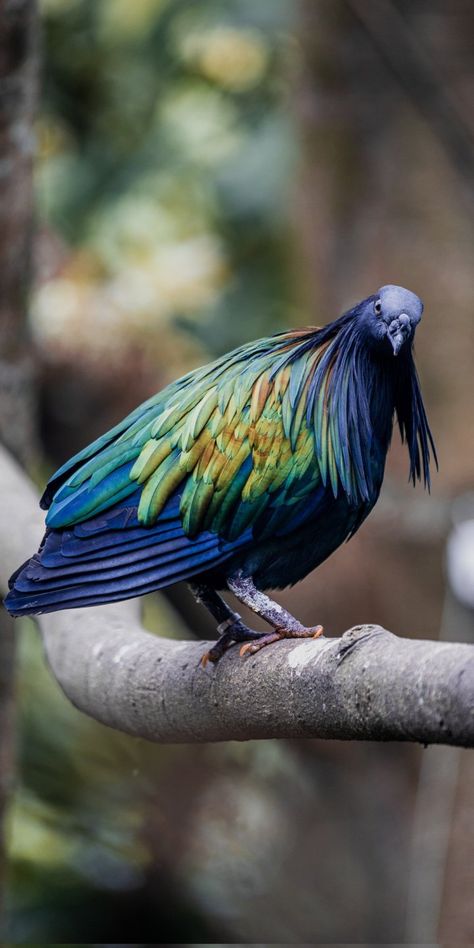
[364,284,424,356]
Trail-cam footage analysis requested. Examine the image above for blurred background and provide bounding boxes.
[1,0,474,942]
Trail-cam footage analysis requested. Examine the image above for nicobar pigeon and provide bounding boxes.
[5,284,437,663]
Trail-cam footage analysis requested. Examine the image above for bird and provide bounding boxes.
[5,284,437,663]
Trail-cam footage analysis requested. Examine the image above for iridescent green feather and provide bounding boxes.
[45,326,363,537]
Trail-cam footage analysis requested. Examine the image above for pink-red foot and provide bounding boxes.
[239,624,324,657]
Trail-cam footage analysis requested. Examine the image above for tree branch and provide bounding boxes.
[0,444,473,747]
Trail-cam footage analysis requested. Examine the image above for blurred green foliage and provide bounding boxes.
[34,0,298,368]
[8,616,227,942]
[7,0,300,941]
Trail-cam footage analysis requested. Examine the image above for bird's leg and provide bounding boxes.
[188,583,268,665]
[226,571,323,657]
[188,582,237,626]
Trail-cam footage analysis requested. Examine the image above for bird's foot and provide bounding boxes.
[226,573,324,658]
[200,618,268,666]
[239,623,324,657]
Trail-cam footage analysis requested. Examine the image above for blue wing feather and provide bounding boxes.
[5,491,251,615]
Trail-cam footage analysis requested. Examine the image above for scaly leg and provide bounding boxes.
[188,582,269,665]
[226,570,323,656]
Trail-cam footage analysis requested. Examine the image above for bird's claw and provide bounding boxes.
[200,621,265,666]
[200,645,223,667]
[201,623,324,664]
[239,637,276,657]
[239,623,324,657]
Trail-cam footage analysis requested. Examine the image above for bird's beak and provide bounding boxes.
[387,315,411,356]
[388,329,405,356]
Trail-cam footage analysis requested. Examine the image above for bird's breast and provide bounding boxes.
[220,487,372,591]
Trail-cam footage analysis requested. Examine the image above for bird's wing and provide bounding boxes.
[43,327,339,543]
[6,326,373,615]
[5,488,252,614]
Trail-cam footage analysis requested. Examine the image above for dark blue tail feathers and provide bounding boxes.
[4,494,246,617]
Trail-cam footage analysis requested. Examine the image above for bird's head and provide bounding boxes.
[361,284,423,356]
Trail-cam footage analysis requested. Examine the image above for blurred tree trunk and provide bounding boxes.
[293,0,391,317]
[294,1,474,941]
[294,0,474,321]
[0,0,38,930]
[0,612,16,930]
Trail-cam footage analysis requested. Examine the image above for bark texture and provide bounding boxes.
[0,0,38,461]
[0,444,473,748]
[0,610,15,927]
[0,0,38,929]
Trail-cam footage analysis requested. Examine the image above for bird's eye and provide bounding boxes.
[374,299,382,316]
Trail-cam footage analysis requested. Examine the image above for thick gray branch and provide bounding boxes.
[0,445,473,747]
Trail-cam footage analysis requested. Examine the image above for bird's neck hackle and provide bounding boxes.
[281,309,436,503]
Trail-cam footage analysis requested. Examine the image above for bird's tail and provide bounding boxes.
[4,497,239,617]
